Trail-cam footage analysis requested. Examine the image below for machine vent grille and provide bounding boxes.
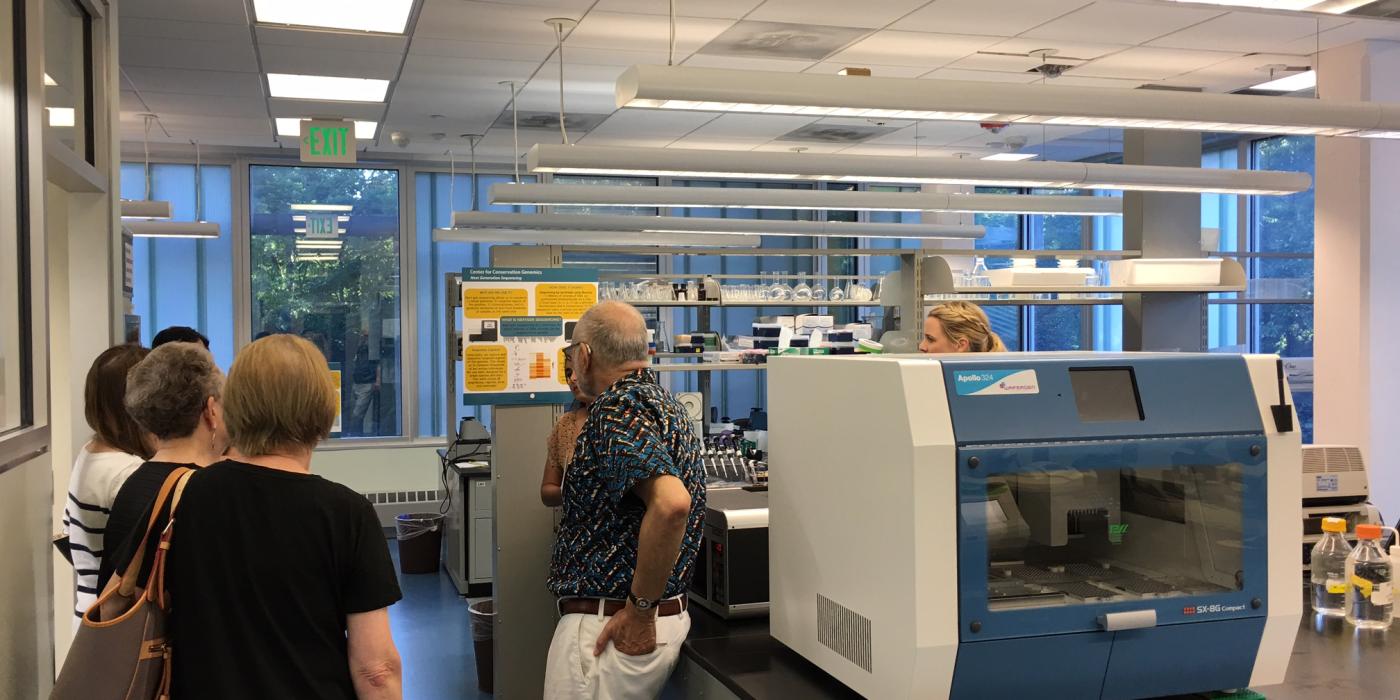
[1302,446,1366,474]
[817,594,872,673]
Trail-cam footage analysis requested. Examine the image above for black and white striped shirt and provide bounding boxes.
[63,445,143,623]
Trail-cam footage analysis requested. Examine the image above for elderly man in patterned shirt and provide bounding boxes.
[543,300,706,699]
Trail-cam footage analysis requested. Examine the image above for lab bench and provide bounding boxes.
[665,595,1400,700]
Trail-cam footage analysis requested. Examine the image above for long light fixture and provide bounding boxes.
[435,227,761,248]
[489,183,1122,216]
[267,74,389,102]
[290,203,354,212]
[615,64,1400,140]
[123,220,221,239]
[451,211,985,241]
[252,0,414,33]
[120,199,173,219]
[1251,71,1316,93]
[528,144,1310,195]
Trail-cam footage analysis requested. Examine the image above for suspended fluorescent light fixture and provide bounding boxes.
[1251,70,1316,93]
[435,227,761,248]
[123,220,221,239]
[275,118,378,139]
[614,64,1400,140]
[450,211,985,240]
[120,199,173,219]
[982,153,1037,162]
[528,145,1310,196]
[489,183,1122,216]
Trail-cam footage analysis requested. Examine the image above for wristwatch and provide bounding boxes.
[628,591,659,615]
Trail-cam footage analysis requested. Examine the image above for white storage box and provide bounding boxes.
[1108,259,1223,287]
[984,267,1095,287]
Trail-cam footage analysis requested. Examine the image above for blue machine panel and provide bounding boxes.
[940,355,1264,445]
[949,632,1112,699]
[1100,617,1264,700]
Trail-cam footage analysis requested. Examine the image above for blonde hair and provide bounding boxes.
[928,301,1007,353]
[224,334,338,456]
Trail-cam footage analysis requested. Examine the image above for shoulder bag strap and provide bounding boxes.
[147,469,196,608]
[116,468,191,598]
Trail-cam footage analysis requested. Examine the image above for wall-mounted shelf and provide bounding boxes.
[1207,297,1314,305]
[624,298,883,308]
[929,296,1126,306]
[920,256,1247,296]
[652,362,767,373]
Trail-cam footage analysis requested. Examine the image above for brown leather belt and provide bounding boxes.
[557,596,688,617]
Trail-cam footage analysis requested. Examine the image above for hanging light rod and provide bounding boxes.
[615,64,1400,140]
[527,144,1310,195]
[434,227,760,248]
[123,220,221,239]
[450,211,985,240]
[489,182,1122,216]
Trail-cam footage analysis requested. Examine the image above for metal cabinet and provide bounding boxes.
[445,461,493,597]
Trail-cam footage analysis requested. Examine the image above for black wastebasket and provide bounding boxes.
[469,599,495,693]
[395,513,444,575]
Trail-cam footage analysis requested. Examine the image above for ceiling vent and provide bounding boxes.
[777,123,900,144]
[490,111,609,133]
[696,21,870,60]
[1026,63,1075,79]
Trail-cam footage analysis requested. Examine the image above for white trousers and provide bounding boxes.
[542,603,690,700]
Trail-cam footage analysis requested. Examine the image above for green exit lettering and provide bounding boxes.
[307,214,336,235]
[308,126,348,157]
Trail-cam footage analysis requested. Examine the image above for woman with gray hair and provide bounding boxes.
[96,341,228,595]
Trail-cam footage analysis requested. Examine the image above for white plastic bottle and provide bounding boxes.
[1344,524,1393,630]
[1310,517,1352,617]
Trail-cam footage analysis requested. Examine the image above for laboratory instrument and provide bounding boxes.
[689,488,770,619]
[768,353,1302,700]
[1300,445,1381,579]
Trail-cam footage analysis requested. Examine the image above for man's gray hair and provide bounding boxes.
[125,342,224,440]
[576,301,649,368]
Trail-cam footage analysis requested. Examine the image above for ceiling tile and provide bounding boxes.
[255,27,409,54]
[258,44,405,81]
[681,54,815,72]
[943,51,1057,73]
[409,39,551,63]
[1043,74,1150,87]
[591,0,763,18]
[751,142,848,154]
[1148,11,1339,53]
[826,31,1001,69]
[397,55,539,86]
[804,62,932,78]
[566,13,735,54]
[894,0,1092,37]
[1024,2,1226,46]
[267,98,385,121]
[671,113,823,147]
[580,109,718,142]
[981,38,1130,63]
[138,91,271,119]
[1277,16,1400,54]
[121,0,249,24]
[1071,47,1235,81]
[923,67,1044,83]
[123,67,265,98]
[746,0,931,29]
[121,37,259,73]
[415,1,575,44]
[120,19,250,43]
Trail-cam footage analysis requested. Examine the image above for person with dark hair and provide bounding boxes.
[151,325,210,349]
[98,342,227,595]
[62,343,153,625]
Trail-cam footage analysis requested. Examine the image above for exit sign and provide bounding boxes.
[300,120,357,164]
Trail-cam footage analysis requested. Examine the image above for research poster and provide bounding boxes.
[461,267,598,405]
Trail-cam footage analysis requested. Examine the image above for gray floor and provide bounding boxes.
[388,540,493,700]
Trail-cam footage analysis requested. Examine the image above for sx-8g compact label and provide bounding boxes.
[953,369,1040,396]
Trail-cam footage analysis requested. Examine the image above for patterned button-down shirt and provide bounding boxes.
[547,369,705,599]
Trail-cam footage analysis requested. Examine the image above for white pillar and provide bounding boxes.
[1315,40,1400,518]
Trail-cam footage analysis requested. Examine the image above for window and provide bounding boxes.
[414,171,534,437]
[250,165,402,439]
[43,0,90,162]
[121,163,235,369]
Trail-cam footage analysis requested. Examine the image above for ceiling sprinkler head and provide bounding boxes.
[980,121,1010,134]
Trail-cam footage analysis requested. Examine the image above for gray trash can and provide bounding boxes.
[469,599,495,693]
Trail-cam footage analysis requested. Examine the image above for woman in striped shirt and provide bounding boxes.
[62,344,154,624]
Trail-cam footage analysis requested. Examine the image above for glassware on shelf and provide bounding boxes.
[849,279,874,302]
[771,273,792,301]
[792,276,813,301]
[828,280,845,302]
[971,256,992,288]
[811,281,826,301]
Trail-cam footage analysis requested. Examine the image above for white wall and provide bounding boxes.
[313,445,444,494]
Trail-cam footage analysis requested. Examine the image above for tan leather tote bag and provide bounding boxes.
[52,468,194,700]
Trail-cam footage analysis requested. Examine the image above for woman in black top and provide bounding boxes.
[100,341,228,593]
[109,334,403,700]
